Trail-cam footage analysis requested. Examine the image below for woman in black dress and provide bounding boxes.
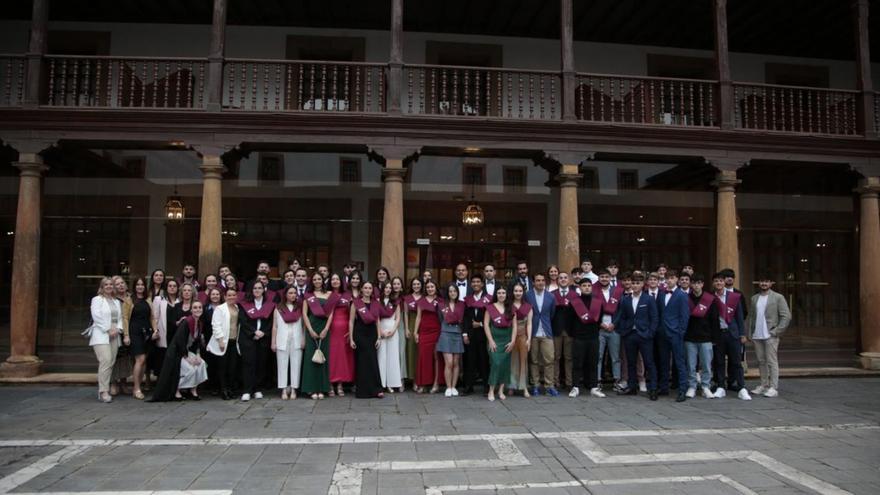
[349,281,384,399]
[149,301,207,402]
[129,277,153,400]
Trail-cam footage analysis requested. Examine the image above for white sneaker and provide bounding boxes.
[751,385,767,395]
[638,381,647,393]
[714,388,727,399]
[738,388,752,401]
[451,388,459,397]
[444,388,452,397]
[569,387,580,398]
[590,387,606,398]
[254,391,263,399]
[241,393,251,402]
[763,387,778,398]
[685,387,696,398]
[701,387,714,399]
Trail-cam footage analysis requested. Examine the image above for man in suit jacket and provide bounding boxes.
[658,270,691,402]
[551,272,577,389]
[451,263,473,302]
[510,260,533,294]
[711,273,750,400]
[462,275,491,395]
[525,273,558,396]
[747,274,791,398]
[613,275,659,400]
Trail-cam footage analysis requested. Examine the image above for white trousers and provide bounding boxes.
[378,318,403,388]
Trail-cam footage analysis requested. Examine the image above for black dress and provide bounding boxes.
[149,320,202,402]
[354,302,383,398]
[129,298,153,356]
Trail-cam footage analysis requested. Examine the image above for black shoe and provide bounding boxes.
[221,390,232,400]
[617,387,635,395]
[649,390,658,401]
[190,394,201,401]
[658,389,670,396]
[670,383,679,390]
[676,391,687,402]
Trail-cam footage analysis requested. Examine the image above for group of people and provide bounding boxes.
[86,258,791,404]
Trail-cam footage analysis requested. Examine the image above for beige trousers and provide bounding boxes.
[529,336,555,387]
[93,339,119,393]
[752,337,780,389]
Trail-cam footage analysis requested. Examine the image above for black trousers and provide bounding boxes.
[713,331,745,391]
[240,337,270,394]
[462,329,490,390]
[215,339,240,392]
[571,334,599,389]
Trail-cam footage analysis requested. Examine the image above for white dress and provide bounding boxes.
[378,307,403,389]
[179,352,208,389]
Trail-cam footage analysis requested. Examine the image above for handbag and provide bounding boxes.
[311,338,326,364]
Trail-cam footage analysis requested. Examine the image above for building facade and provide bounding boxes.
[0,0,879,374]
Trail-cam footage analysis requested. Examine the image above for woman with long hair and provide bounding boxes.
[149,300,208,401]
[128,276,153,400]
[374,266,391,288]
[149,269,166,301]
[198,274,219,305]
[377,281,403,393]
[208,286,241,400]
[390,276,408,386]
[485,287,515,402]
[238,280,275,401]
[302,272,334,399]
[89,277,121,403]
[349,281,384,399]
[110,276,133,396]
[201,287,224,394]
[436,284,465,397]
[328,273,355,397]
[272,285,304,400]
[402,277,423,388]
[413,280,445,394]
[547,265,560,292]
[509,283,533,396]
[149,278,178,385]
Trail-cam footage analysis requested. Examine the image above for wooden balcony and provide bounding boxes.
[0,54,876,141]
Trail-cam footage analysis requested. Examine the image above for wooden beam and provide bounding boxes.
[387,0,403,114]
[206,0,227,111]
[23,0,48,107]
[714,0,734,130]
[560,0,576,121]
[854,0,876,137]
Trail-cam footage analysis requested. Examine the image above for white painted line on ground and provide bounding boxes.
[0,446,88,494]
[426,474,760,495]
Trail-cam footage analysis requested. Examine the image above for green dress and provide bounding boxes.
[488,323,513,386]
[404,298,420,380]
[301,296,331,394]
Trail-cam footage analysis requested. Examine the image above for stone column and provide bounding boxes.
[381,160,406,277]
[557,163,582,271]
[198,154,224,277]
[858,177,880,369]
[0,153,48,377]
[712,167,742,277]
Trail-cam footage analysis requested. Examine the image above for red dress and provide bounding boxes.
[329,302,355,383]
[415,298,446,387]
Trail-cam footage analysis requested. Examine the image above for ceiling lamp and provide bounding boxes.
[165,184,185,224]
[461,181,484,226]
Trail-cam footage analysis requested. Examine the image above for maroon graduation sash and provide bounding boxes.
[338,292,354,310]
[486,304,512,328]
[240,299,275,320]
[304,293,329,317]
[353,298,380,324]
[403,294,422,313]
[197,291,209,306]
[715,291,742,324]
[552,289,575,307]
[277,303,302,323]
[440,301,466,324]
[185,315,200,338]
[690,292,716,318]
[417,296,442,313]
[379,298,398,318]
[513,301,532,321]
[464,293,492,309]
[570,294,604,324]
[594,285,620,315]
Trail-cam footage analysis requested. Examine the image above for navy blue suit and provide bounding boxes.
[657,288,690,391]
[613,293,659,391]
[525,289,556,337]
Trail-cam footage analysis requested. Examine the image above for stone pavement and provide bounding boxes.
[0,378,878,494]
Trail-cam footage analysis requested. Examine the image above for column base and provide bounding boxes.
[0,355,42,378]
[858,352,880,370]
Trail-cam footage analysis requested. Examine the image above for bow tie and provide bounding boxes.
[458,281,466,286]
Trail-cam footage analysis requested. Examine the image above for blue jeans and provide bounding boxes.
[598,330,621,381]
[686,341,713,390]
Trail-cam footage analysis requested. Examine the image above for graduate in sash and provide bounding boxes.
[484,287,514,402]
[239,281,275,402]
[509,284,533,396]
[711,273,750,400]
[595,268,625,392]
[271,286,304,400]
[569,278,606,398]
[684,274,719,399]
[462,275,492,395]
[349,282,384,399]
[413,281,445,393]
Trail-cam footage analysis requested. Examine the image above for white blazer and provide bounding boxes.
[209,303,236,356]
[274,307,304,352]
[89,296,122,347]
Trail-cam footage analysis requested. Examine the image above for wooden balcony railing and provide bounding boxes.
[574,73,718,127]
[0,55,26,107]
[44,55,208,109]
[403,65,560,119]
[874,91,880,135]
[733,83,859,135]
[223,59,386,112]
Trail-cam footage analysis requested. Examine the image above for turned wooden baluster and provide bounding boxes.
[550,76,556,119]
[589,78,595,121]
[609,78,615,122]
[3,59,12,105]
[46,59,55,105]
[308,64,316,108]
[518,73,524,118]
[475,70,481,115]
[239,61,246,109]
[463,69,469,115]
[419,67,425,114]
[599,78,605,121]
[94,60,103,105]
[365,66,372,112]
[708,83,714,126]
[285,64,292,110]
[441,69,447,113]
[320,65,327,110]
[430,68,436,114]
[274,64,281,110]
[378,66,384,111]
[251,62,258,110]
[647,80,655,124]
[688,82,695,125]
[539,75,545,119]
[407,67,413,113]
[343,66,349,112]
[353,65,360,111]
[577,78,584,120]
[298,64,304,110]
[495,71,501,117]
[70,59,80,106]
[453,69,459,115]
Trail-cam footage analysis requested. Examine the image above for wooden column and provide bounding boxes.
[381,161,406,276]
[24,0,48,107]
[557,163,582,271]
[713,0,734,130]
[198,154,225,276]
[206,0,227,111]
[853,0,876,137]
[710,160,745,277]
[0,153,47,377]
[387,0,403,114]
[858,177,880,369]
[560,0,576,121]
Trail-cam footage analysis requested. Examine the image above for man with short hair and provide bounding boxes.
[452,263,471,302]
[581,259,599,284]
[282,269,295,288]
[180,263,200,290]
[483,264,499,297]
[316,264,330,281]
[645,273,661,301]
[525,273,558,396]
[293,268,309,297]
[462,274,491,395]
[678,272,691,294]
[711,273,750,400]
[512,260,532,293]
[595,268,624,392]
[569,278,605,398]
[287,259,301,273]
[606,260,620,289]
[551,272,576,389]
[684,274,718,399]
[747,274,791,398]
[613,274,659,400]
[659,270,691,402]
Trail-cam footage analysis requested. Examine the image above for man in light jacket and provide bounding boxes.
[747,273,791,398]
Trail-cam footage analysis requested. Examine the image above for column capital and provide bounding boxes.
[382,166,407,183]
[13,160,48,178]
[2,137,56,155]
[711,168,741,190]
[556,163,582,188]
[856,176,880,196]
[543,150,596,167]
[191,142,238,158]
[705,156,749,172]
[369,145,421,164]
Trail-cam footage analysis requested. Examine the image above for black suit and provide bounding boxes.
[462,294,489,392]
[450,279,472,301]
[238,307,273,395]
[509,276,533,295]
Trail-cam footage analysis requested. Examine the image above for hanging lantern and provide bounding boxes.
[165,196,185,224]
[462,201,484,226]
